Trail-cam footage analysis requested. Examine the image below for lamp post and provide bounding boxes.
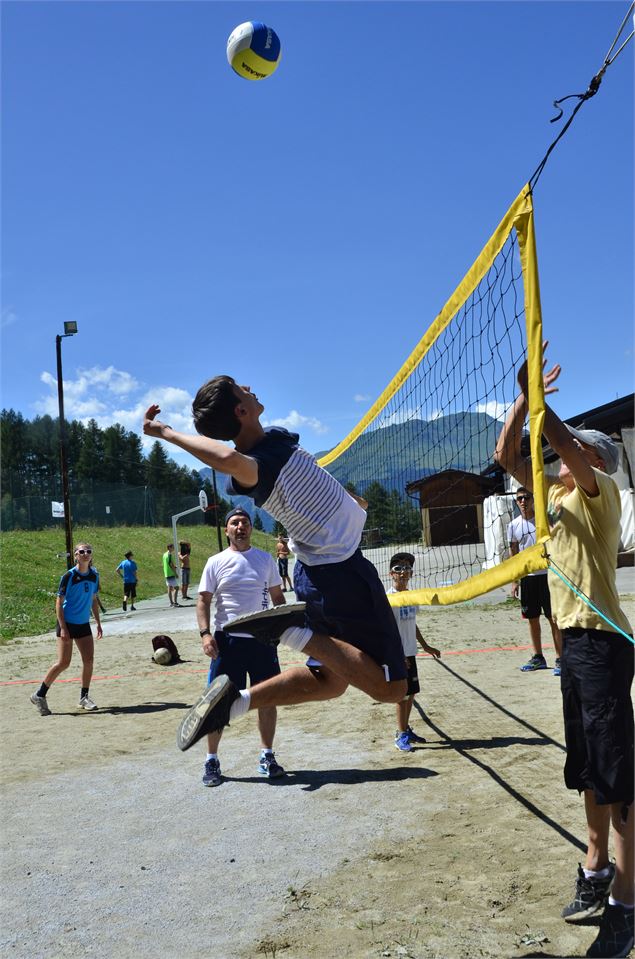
[56,321,78,570]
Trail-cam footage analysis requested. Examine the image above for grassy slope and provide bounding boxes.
[0,524,277,643]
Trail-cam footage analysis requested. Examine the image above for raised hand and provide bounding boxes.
[143,404,167,437]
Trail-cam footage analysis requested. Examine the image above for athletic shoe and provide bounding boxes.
[586,904,634,958]
[406,725,427,744]
[131,605,136,611]
[176,675,239,752]
[222,603,307,646]
[258,752,285,778]
[562,863,616,923]
[30,692,51,716]
[395,731,413,752]
[520,654,548,672]
[123,601,127,611]
[553,657,561,677]
[202,757,222,787]
[78,695,98,711]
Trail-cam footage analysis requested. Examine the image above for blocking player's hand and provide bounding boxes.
[202,635,219,659]
[143,404,168,438]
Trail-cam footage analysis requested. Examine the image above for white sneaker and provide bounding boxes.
[78,694,98,711]
[30,692,51,716]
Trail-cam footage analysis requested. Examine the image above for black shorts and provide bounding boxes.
[278,557,289,577]
[56,621,92,640]
[293,550,407,682]
[561,627,634,805]
[123,582,137,598]
[208,631,281,688]
[405,655,420,697]
[520,574,552,620]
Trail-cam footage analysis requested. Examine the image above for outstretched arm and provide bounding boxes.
[142,405,258,488]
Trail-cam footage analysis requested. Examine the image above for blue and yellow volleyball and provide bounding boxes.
[226,21,281,81]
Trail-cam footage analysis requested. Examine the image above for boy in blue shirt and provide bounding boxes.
[116,550,138,611]
[30,542,103,715]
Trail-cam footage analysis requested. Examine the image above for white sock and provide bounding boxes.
[229,689,250,720]
[206,753,218,761]
[260,748,273,757]
[609,896,634,910]
[584,866,612,879]
[279,625,312,652]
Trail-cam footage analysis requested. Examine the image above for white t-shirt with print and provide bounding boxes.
[198,547,281,631]
[387,587,419,656]
[507,515,546,577]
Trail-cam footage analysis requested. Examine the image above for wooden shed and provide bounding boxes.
[406,469,505,547]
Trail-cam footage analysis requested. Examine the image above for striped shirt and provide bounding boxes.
[227,427,366,566]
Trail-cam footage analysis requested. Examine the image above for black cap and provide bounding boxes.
[225,507,252,526]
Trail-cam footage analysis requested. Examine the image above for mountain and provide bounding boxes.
[316,412,506,495]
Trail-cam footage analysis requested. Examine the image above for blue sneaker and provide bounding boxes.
[202,757,222,787]
[553,657,561,677]
[258,752,285,778]
[406,725,427,744]
[395,731,413,752]
[520,654,548,672]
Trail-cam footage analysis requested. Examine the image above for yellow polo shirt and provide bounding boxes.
[547,469,632,635]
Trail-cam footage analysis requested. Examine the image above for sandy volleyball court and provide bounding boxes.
[1,586,633,959]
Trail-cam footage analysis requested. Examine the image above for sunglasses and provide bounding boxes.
[76,548,93,555]
[391,565,413,573]
[516,495,532,502]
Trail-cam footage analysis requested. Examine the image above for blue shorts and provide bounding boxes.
[293,550,407,682]
[208,630,281,688]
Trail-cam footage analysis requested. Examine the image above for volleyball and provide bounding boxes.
[226,21,281,80]
[153,646,172,666]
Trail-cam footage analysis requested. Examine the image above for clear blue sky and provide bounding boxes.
[2,1,633,469]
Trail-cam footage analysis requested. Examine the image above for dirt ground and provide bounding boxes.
[1,593,634,959]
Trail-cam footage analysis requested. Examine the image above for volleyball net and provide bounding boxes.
[318,186,550,606]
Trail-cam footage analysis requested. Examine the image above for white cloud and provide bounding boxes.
[474,400,511,422]
[1,308,18,330]
[354,393,371,403]
[263,409,328,435]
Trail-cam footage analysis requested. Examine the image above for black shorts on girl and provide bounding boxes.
[208,631,281,688]
[293,550,407,683]
[56,621,92,640]
[561,626,634,805]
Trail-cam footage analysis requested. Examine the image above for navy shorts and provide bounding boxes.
[520,574,552,619]
[278,557,289,577]
[208,630,281,688]
[181,568,191,586]
[293,550,407,682]
[56,621,92,640]
[561,627,634,805]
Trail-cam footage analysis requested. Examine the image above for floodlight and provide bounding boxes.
[64,321,78,336]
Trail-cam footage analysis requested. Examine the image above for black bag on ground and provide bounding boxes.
[151,634,181,664]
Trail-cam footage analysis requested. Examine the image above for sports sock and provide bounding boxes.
[206,753,218,762]
[608,897,634,909]
[279,625,312,652]
[229,689,251,720]
[260,748,273,758]
[80,687,89,699]
[583,866,612,880]
[36,682,49,698]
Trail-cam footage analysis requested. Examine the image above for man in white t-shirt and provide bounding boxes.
[508,488,562,674]
[197,508,286,787]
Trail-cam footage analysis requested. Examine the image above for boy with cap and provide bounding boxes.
[142,378,407,753]
[388,551,441,752]
[495,349,633,959]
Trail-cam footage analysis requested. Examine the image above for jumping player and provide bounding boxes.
[142,377,407,751]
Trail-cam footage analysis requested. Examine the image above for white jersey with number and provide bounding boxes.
[198,547,282,631]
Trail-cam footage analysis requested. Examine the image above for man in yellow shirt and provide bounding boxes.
[495,350,633,959]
